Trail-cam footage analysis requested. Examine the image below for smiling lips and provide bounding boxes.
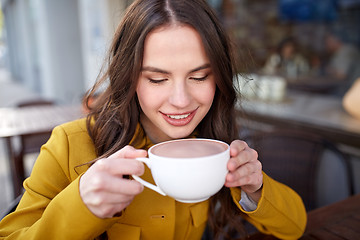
[161,108,198,126]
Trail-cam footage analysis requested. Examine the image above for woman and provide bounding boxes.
[263,37,310,79]
[0,0,306,239]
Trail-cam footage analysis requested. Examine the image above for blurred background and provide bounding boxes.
[0,0,133,105]
[0,0,360,216]
[1,0,360,104]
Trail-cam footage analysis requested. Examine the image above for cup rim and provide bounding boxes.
[148,138,230,159]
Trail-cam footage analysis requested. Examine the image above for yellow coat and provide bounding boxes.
[0,119,306,239]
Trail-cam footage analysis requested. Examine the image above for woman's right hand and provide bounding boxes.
[79,146,147,218]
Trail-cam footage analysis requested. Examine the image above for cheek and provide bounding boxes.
[136,85,150,111]
[137,84,164,111]
[194,83,216,104]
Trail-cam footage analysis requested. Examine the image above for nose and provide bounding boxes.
[168,81,191,108]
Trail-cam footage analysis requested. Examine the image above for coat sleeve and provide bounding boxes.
[0,125,119,240]
[230,172,307,240]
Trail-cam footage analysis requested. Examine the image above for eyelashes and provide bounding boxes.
[190,75,208,81]
[147,75,209,84]
[148,78,167,84]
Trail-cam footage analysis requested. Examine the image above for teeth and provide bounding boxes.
[167,113,191,119]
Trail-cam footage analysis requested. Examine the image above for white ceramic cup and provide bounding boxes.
[132,138,230,203]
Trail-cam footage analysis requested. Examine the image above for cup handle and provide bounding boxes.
[132,157,166,196]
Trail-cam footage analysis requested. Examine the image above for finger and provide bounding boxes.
[225,171,262,188]
[86,172,144,195]
[94,157,145,176]
[226,159,262,182]
[227,157,241,172]
[108,145,148,159]
[85,190,137,207]
[229,140,247,157]
[228,140,249,171]
[228,147,258,171]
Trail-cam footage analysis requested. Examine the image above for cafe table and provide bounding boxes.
[248,193,360,239]
[237,91,360,149]
[0,104,83,197]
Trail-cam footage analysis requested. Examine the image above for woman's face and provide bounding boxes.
[136,24,216,143]
[281,43,295,59]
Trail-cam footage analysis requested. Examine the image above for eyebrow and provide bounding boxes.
[141,63,211,74]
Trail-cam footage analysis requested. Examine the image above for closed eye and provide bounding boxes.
[190,75,208,81]
[148,78,167,84]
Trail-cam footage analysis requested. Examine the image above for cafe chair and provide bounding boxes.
[8,99,55,197]
[247,129,354,211]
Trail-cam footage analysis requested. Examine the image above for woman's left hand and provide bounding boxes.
[225,140,263,201]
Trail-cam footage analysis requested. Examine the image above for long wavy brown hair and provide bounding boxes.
[84,0,246,239]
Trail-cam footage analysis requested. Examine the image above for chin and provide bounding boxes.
[165,128,196,140]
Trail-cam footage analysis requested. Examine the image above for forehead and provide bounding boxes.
[145,24,203,49]
[142,24,209,68]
